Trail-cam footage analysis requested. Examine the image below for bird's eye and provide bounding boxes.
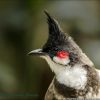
[56,50,69,58]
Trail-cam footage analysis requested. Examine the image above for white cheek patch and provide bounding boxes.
[53,56,70,65]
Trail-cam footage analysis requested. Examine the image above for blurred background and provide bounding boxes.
[0,0,100,100]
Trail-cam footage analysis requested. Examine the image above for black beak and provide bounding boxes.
[28,49,46,56]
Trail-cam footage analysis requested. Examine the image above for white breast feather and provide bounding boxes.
[56,64,87,90]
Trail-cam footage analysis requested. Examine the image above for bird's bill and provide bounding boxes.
[28,49,46,56]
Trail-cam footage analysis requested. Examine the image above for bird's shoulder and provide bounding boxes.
[44,77,65,100]
[44,77,55,100]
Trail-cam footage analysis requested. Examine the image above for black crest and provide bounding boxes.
[43,11,69,53]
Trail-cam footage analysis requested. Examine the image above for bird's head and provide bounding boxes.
[28,11,79,70]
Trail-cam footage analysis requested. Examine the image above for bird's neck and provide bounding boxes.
[42,55,87,90]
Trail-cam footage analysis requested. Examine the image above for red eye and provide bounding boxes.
[56,50,69,58]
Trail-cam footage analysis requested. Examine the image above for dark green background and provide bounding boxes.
[0,0,100,100]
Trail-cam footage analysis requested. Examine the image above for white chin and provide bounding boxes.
[53,56,70,65]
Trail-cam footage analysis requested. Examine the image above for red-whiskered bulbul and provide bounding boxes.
[28,11,100,100]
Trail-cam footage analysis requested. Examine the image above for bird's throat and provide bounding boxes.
[56,64,87,90]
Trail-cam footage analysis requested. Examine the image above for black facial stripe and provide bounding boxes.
[69,52,79,66]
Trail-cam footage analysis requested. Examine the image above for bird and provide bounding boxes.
[28,11,100,100]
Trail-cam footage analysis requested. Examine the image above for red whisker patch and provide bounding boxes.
[56,50,69,58]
